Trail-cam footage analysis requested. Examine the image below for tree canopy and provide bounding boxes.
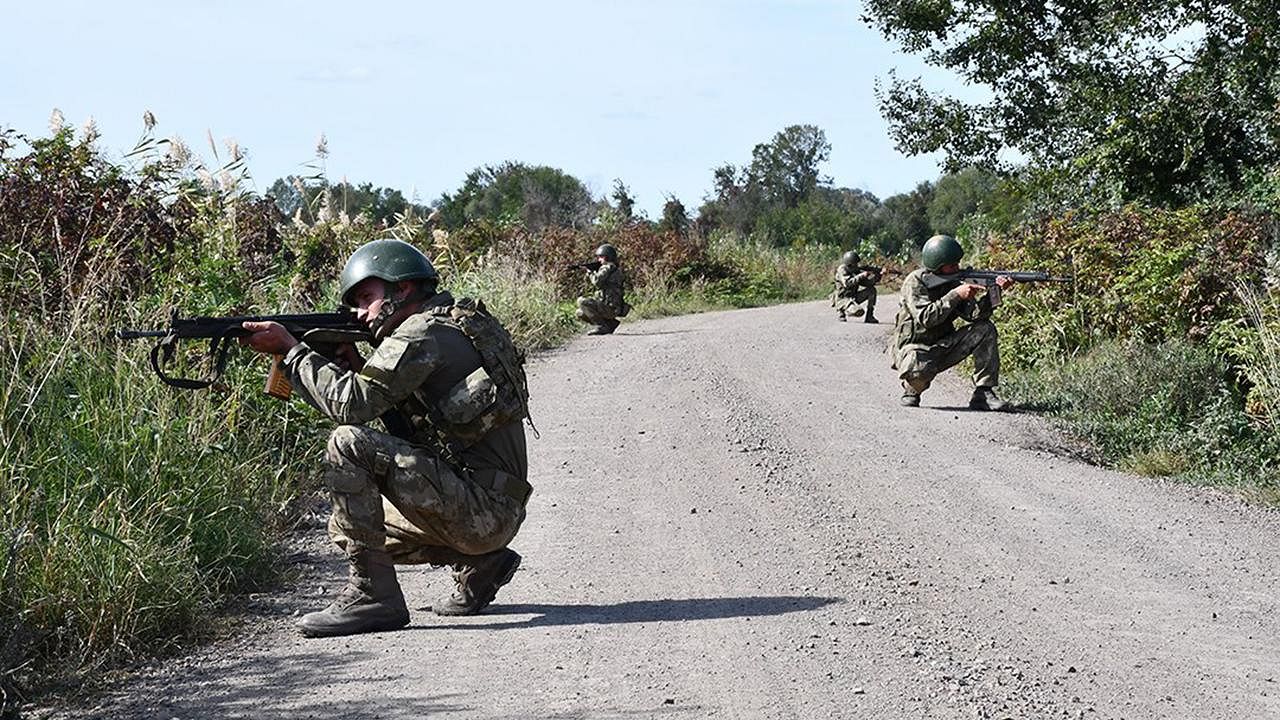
[863,0,1280,205]
[435,161,596,231]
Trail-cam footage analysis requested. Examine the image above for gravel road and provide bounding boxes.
[40,300,1280,719]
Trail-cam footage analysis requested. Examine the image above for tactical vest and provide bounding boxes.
[397,297,532,466]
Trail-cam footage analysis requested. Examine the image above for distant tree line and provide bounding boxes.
[265,126,993,261]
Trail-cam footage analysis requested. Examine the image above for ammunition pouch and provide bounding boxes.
[471,468,532,507]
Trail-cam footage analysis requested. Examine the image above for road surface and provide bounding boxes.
[41,300,1280,719]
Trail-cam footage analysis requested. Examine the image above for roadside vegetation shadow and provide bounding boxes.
[419,595,840,631]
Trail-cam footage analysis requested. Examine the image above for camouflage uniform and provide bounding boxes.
[891,268,1000,392]
[831,264,878,320]
[575,262,626,330]
[283,291,530,575]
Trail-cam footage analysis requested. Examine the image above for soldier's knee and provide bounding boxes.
[327,424,373,465]
[974,319,997,339]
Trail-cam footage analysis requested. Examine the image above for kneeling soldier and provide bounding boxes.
[892,234,1014,411]
[242,238,532,637]
[575,243,628,335]
[831,250,879,323]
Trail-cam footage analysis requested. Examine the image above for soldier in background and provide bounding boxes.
[891,234,1014,411]
[831,250,880,323]
[574,243,629,335]
[241,238,532,637]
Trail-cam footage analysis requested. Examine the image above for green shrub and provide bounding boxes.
[1005,339,1280,498]
[981,205,1272,368]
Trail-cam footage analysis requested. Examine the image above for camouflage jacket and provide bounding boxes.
[282,293,527,481]
[589,262,626,313]
[893,269,994,355]
[833,264,874,296]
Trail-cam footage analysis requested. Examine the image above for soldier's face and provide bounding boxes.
[350,278,390,326]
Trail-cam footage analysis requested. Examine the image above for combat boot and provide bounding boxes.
[864,312,879,324]
[433,548,522,616]
[969,386,1011,412]
[900,381,922,407]
[837,312,847,322]
[297,550,409,638]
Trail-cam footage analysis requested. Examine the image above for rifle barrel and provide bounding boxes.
[116,329,168,340]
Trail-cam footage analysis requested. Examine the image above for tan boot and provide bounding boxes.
[297,550,409,638]
[432,548,522,616]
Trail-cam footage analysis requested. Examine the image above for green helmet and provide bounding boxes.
[841,251,859,267]
[338,238,438,305]
[920,234,964,271]
[595,243,618,264]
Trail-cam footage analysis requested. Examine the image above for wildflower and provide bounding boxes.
[49,108,65,134]
[81,116,99,143]
[196,168,216,194]
[167,137,192,166]
[225,138,243,162]
[143,110,157,131]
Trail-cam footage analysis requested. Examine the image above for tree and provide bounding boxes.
[611,179,636,222]
[874,182,935,257]
[657,195,690,238]
[266,176,423,225]
[749,124,832,209]
[863,0,1280,205]
[926,168,997,235]
[698,125,833,237]
[436,162,596,231]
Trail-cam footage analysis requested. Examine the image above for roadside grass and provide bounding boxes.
[1004,339,1280,503]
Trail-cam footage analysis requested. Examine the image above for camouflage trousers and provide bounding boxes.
[575,296,618,325]
[323,424,527,567]
[832,286,877,316]
[896,319,1000,390]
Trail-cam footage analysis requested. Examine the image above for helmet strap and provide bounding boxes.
[369,281,403,339]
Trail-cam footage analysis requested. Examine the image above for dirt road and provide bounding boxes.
[44,300,1280,719]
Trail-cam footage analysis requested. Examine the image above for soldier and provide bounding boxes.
[831,250,880,323]
[574,243,628,335]
[892,234,1014,411]
[240,238,532,637]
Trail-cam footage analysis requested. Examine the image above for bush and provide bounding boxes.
[1006,340,1280,498]
[980,205,1273,369]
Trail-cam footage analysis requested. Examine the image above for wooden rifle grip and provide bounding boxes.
[264,353,293,399]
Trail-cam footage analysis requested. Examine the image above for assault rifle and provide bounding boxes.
[955,268,1072,286]
[117,309,371,395]
[924,267,1072,305]
[566,260,602,272]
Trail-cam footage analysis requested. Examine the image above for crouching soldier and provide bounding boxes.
[831,250,880,323]
[574,243,629,335]
[892,234,1014,411]
[241,238,533,637]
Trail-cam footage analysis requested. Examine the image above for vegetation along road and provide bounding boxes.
[42,300,1280,719]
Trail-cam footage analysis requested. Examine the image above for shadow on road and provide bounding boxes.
[928,405,1026,414]
[613,329,701,336]
[414,595,840,631]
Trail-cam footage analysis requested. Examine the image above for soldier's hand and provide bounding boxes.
[954,284,983,301]
[332,342,365,372]
[995,275,1015,290]
[240,321,299,355]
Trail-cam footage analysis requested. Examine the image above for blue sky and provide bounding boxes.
[3,0,972,217]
